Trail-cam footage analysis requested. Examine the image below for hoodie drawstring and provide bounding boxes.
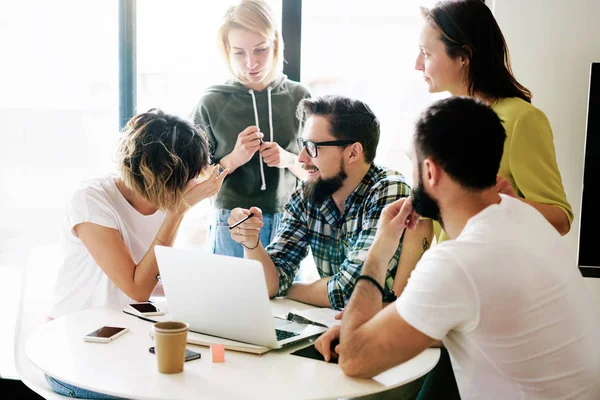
[267,86,274,142]
[249,88,274,191]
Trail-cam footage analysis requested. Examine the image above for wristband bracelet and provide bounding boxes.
[356,275,385,297]
[356,275,397,302]
[242,239,260,251]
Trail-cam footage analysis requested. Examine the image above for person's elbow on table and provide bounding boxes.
[339,352,373,379]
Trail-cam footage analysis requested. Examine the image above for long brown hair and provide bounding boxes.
[422,0,532,102]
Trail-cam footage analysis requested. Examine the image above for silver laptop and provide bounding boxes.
[154,246,326,349]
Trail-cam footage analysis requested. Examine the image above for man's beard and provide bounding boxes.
[412,175,442,224]
[303,162,348,205]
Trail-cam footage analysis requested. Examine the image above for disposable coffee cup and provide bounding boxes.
[151,321,189,374]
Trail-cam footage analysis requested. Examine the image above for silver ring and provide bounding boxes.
[237,227,241,235]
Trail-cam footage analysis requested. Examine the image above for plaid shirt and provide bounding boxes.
[265,164,411,310]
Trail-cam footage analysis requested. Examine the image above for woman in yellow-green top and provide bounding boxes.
[415,0,572,244]
[412,2,573,398]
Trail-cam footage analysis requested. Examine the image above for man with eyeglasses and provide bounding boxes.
[227,95,432,310]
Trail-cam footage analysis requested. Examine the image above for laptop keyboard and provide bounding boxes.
[275,329,300,341]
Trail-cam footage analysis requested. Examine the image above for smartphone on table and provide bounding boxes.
[84,326,129,343]
[127,302,165,317]
[149,346,201,362]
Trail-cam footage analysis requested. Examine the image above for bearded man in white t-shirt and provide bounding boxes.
[315,97,600,399]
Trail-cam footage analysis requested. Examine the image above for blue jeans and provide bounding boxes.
[45,374,122,399]
[206,209,282,258]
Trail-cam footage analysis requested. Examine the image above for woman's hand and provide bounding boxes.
[168,166,227,217]
[259,142,295,169]
[228,126,264,170]
[496,175,517,197]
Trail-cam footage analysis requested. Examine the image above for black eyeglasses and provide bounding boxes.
[296,137,355,158]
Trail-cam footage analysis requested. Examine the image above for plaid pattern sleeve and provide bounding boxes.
[326,176,411,309]
[264,189,310,295]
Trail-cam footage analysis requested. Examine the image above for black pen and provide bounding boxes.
[286,312,329,328]
[123,309,155,323]
[228,213,255,230]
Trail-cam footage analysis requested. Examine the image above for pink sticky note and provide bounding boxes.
[211,344,225,363]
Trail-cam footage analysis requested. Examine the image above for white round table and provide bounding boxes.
[27,300,440,399]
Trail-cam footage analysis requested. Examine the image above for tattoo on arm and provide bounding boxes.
[421,237,430,257]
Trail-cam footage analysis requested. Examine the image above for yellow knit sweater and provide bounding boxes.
[437,97,573,243]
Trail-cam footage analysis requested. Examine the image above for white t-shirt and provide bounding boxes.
[49,176,165,318]
[396,195,599,400]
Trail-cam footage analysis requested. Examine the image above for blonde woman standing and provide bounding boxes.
[192,0,310,257]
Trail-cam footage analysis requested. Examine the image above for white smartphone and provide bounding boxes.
[127,302,165,317]
[83,326,129,343]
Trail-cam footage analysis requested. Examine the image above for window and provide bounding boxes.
[136,1,282,117]
[301,0,446,185]
[0,1,119,250]
[0,1,119,378]
[135,1,282,247]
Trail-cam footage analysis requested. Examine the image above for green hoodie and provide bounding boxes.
[191,75,311,214]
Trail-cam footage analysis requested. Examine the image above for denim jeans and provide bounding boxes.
[45,374,122,399]
[206,209,283,258]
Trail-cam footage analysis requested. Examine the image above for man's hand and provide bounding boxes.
[372,197,420,262]
[259,142,295,169]
[314,325,341,362]
[228,207,264,249]
[496,175,517,197]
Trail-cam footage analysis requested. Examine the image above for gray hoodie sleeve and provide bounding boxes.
[190,102,219,163]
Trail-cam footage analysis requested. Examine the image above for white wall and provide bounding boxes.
[491,0,600,314]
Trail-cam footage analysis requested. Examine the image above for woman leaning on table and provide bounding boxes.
[191,0,310,258]
[49,109,224,319]
[411,1,573,399]
[45,109,224,398]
